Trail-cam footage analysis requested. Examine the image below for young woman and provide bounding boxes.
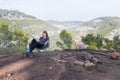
[29,31,49,53]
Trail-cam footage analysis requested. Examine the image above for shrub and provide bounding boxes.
[0,23,28,49]
[56,29,73,49]
[82,34,103,49]
[103,38,113,50]
[112,35,120,50]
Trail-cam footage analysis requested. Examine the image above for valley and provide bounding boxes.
[0,9,120,50]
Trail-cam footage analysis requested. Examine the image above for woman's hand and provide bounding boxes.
[45,42,48,45]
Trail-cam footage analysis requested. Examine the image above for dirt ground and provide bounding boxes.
[0,51,120,80]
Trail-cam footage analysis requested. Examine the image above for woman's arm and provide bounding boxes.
[44,37,49,45]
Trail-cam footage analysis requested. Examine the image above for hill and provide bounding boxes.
[1,9,120,49]
[48,17,120,38]
[48,20,82,29]
[82,17,120,36]
[69,17,120,37]
[0,9,36,20]
[0,18,61,50]
[0,9,61,50]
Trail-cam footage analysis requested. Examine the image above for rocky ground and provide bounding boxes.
[0,50,120,80]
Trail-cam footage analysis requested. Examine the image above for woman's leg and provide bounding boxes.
[29,39,37,48]
[30,42,40,52]
[37,43,44,49]
[29,39,38,52]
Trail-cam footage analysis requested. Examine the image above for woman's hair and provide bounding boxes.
[43,31,48,37]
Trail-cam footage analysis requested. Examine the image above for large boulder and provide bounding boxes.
[111,52,120,59]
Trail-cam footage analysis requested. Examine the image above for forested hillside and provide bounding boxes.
[82,17,120,36]
[0,9,120,50]
[0,9,61,50]
[69,17,120,38]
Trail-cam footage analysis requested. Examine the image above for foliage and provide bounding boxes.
[56,41,65,50]
[0,23,13,47]
[96,35,103,49]
[103,36,120,50]
[112,36,120,50]
[56,29,73,49]
[82,34,120,50]
[82,34,103,49]
[12,30,28,49]
[0,23,28,49]
[103,38,113,50]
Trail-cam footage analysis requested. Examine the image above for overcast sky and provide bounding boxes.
[0,0,119,21]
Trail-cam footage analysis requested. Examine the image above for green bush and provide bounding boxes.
[112,36,120,50]
[0,23,28,49]
[13,30,28,49]
[56,29,73,49]
[82,34,120,50]
[0,23,13,46]
[82,34,103,49]
[56,41,65,50]
[103,38,113,50]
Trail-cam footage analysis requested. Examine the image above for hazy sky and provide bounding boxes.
[0,0,119,21]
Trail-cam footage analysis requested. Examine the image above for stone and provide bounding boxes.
[80,52,101,64]
[111,52,120,59]
[63,56,76,62]
[84,60,90,63]
[6,73,13,77]
[74,60,84,66]
[84,62,96,67]
[60,53,71,59]
[56,60,67,63]
[49,66,53,70]
[38,60,41,62]
[92,57,102,64]
[106,61,111,64]
[81,52,93,61]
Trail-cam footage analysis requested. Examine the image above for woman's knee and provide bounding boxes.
[32,38,36,41]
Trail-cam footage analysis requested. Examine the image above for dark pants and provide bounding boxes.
[29,39,44,52]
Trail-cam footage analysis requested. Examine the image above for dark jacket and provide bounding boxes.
[39,37,49,45]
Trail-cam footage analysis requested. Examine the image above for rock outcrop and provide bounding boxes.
[111,52,120,59]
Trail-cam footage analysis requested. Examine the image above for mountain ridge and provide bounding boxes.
[0,9,36,20]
